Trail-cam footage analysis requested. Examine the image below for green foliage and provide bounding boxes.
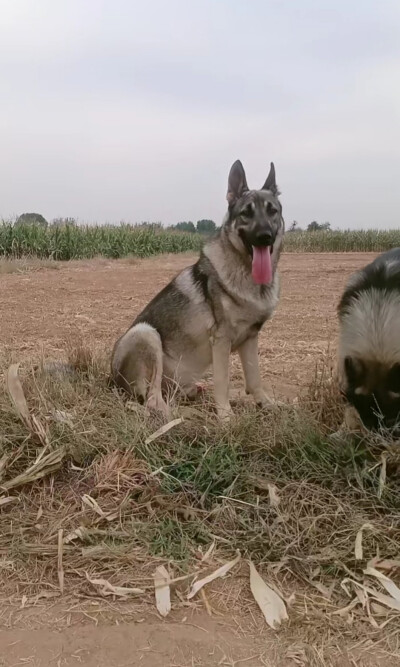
[196,219,216,234]
[307,221,331,232]
[3,220,400,258]
[51,217,77,227]
[285,229,400,252]
[0,222,202,260]
[174,221,196,233]
[15,212,48,228]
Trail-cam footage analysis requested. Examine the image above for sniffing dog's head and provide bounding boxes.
[342,357,400,433]
[338,251,400,436]
[224,160,284,285]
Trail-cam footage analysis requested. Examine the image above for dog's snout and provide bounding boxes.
[254,229,273,246]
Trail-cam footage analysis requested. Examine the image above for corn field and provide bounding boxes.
[0,222,202,260]
[284,229,400,252]
[1,222,400,259]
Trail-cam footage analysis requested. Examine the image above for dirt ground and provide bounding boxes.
[1,252,377,398]
[1,251,388,667]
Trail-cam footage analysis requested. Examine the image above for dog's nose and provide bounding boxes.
[254,230,273,246]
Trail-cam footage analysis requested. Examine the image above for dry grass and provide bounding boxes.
[0,257,60,274]
[2,346,400,661]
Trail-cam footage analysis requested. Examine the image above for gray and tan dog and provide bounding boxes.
[111,159,285,419]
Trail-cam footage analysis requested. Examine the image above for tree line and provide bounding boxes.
[14,213,331,235]
[288,221,331,232]
[13,214,218,235]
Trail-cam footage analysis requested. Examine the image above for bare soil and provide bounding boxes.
[1,252,376,397]
[1,251,390,667]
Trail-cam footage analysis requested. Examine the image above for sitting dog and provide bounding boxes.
[111,159,285,419]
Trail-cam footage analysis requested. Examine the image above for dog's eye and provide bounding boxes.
[241,205,254,218]
[266,202,278,216]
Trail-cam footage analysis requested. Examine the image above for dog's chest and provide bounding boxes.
[221,289,277,344]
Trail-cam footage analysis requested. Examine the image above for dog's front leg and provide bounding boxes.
[211,335,233,420]
[238,335,272,407]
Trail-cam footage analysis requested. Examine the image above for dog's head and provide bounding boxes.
[224,160,284,285]
[342,356,400,434]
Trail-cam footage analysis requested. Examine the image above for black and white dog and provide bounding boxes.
[338,248,400,434]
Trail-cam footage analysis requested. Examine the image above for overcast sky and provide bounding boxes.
[1,0,400,229]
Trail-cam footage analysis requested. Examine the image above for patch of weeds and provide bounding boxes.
[147,517,210,561]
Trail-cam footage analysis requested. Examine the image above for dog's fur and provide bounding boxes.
[338,248,400,433]
[111,159,285,418]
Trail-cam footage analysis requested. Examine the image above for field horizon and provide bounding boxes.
[1,220,400,260]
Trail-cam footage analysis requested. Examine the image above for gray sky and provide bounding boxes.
[1,0,400,229]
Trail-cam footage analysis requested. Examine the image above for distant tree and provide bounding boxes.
[15,212,48,228]
[307,221,331,232]
[288,221,302,233]
[51,217,77,227]
[196,219,216,235]
[174,221,196,233]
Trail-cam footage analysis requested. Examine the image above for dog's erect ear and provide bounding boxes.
[261,162,278,196]
[227,160,249,204]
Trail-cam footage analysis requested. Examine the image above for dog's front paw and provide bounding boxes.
[146,393,171,419]
[252,389,274,408]
[216,404,234,422]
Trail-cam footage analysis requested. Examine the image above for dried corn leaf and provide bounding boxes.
[364,566,400,601]
[249,561,288,629]
[354,523,375,560]
[268,483,280,508]
[187,551,240,600]
[65,526,90,544]
[332,597,360,617]
[2,448,65,491]
[82,494,105,517]
[0,496,17,507]
[370,559,400,571]
[7,363,31,427]
[86,573,144,598]
[154,565,171,617]
[145,418,184,445]
[7,364,48,446]
[344,578,400,613]
[201,541,216,563]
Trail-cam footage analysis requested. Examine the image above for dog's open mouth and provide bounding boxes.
[251,245,273,285]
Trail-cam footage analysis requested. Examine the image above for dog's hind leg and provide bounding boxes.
[111,323,169,417]
[238,336,273,407]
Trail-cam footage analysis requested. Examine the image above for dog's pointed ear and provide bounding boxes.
[227,160,249,204]
[261,162,278,196]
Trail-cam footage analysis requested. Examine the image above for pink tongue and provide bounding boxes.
[252,246,272,285]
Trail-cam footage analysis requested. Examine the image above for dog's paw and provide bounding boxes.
[146,394,171,420]
[254,391,285,410]
[216,404,234,422]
